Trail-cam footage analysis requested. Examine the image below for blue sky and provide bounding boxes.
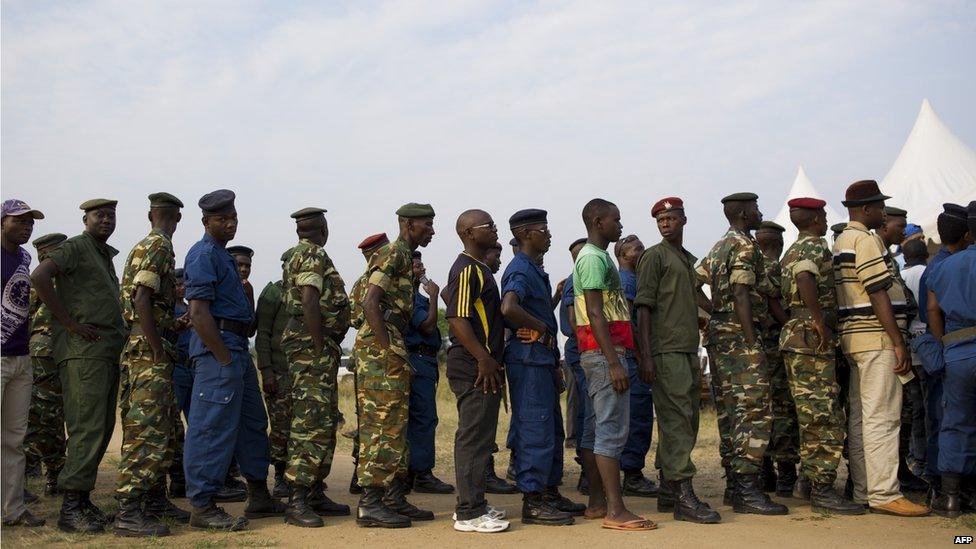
[3,1,975,313]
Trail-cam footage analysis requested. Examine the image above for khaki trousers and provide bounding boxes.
[2,355,32,521]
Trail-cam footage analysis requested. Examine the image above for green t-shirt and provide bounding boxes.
[572,243,634,353]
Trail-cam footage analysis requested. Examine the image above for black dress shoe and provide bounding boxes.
[213,484,248,502]
[190,503,248,531]
[486,468,518,494]
[3,509,46,527]
[542,487,585,516]
[522,492,574,525]
[411,470,455,494]
[623,470,659,498]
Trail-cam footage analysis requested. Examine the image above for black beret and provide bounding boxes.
[720,192,758,204]
[148,192,184,208]
[509,208,548,229]
[291,207,327,221]
[758,221,786,232]
[943,203,968,221]
[831,223,848,234]
[569,237,587,251]
[198,189,236,215]
[411,251,422,260]
[884,206,908,217]
[226,245,254,258]
[79,198,118,211]
[31,232,67,250]
[396,203,435,218]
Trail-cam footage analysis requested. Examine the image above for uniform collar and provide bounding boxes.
[846,220,869,232]
[82,231,118,258]
[515,250,547,276]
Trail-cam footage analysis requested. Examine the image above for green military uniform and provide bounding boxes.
[354,236,417,488]
[347,272,369,465]
[696,226,773,475]
[282,236,350,487]
[779,234,846,484]
[24,233,69,486]
[116,197,181,499]
[635,241,702,481]
[760,252,800,466]
[255,276,291,466]
[48,202,127,493]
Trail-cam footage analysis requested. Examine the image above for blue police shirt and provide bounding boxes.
[619,268,638,357]
[927,245,976,362]
[405,291,442,350]
[918,247,951,325]
[174,301,191,366]
[560,274,579,365]
[501,251,559,367]
[183,233,254,356]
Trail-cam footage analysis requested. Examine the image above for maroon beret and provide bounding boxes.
[357,233,389,251]
[652,197,684,217]
[787,197,827,210]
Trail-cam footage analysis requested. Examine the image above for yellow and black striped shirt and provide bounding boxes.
[444,252,504,381]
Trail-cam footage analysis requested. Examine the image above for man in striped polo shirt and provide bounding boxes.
[833,180,930,517]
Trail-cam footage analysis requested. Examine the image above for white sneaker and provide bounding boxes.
[452,505,506,521]
[453,513,510,533]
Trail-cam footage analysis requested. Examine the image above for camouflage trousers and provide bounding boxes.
[354,344,410,488]
[707,335,772,475]
[283,334,338,487]
[262,369,293,465]
[116,337,177,498]
[766,339,800,464]
[25,354,66,476]
[782,351,846,484]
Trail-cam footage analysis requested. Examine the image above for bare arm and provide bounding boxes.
[30,259,98,340]
[363,284,390,349]
[302,285,324,354]
[189,299,232,365]
[583,289,629,392]
[636,305,656,383]
[868,288,911,375]
[134,286,165,361]
[501,292,549,333]
[448,317,503,393]
[768,296,789,325]
[927,289,945,340]
[418,281,440,336]
[732,283,758,345]
[796,272,830,353]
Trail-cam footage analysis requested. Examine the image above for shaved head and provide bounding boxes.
[456,209,490,235]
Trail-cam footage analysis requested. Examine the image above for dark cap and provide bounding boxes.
[758,221,786,232]
[2,199,44,219]
[787,197,826,210]
[280,247,295,263]
[148,192,184,209]
[357,233,389,251]
[569,237,587,251]
[198,189,236,215]
[174,268,185,278]
[411,251,422,260]
[842,180,890,207]
[831,222,848,234]
[290,207,327,221]
[79,198,118,212]
[720,192,758,204]
[969,201,976,219]
[942,203,968,221]
[226,245,254,258]
[396,203,435,218]
[509,208,548,230]
[884,206,908,217]
[509,237,518,247]
[651,197,683,217]
[31,232,66,250]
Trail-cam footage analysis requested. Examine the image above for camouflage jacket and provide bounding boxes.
[282,239,351,344]
[696,227,771,343]
[119,228,177,335]
[349,273,368,331]
[779,234,837,355]
[760,252,782,340]
[29,287,55,358]
[354,237,414,360]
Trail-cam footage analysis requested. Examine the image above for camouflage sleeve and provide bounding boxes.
[321,254,351,338]
[694,256,709,288]
[366,246,396,291]
[130,236,171,293]
[729,237,757,286]
[758,257,780,298]
[295,247,326,292]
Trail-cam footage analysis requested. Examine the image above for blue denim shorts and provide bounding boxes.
[579,350,630,459]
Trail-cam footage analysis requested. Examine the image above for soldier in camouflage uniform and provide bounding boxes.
[696,192,787,516]
[755,221,800,496]
[113,193,189,537]
[279,208,351,527]
[780,198,865,515]
[354,203,435,528]
[25,233,68,496]
[255,248,294,498]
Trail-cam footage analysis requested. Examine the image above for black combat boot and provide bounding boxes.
[308,481,350,516]
[522,492,573,525]
[189,502,248,531]
[898,458,928,492]
[213,478,247,502]
[168,455,186,498]
[931,473,962,518]
[243,479,286,519]
[284,485,324,528]
[793,474,811,500]
[349,472,363,494]
[357,487,411,528]
[144,480,190,523]
[57,491,104,533]
[810,482,866,515]
[761,457,777,492]
[485,454,518,494]
[775,461,798,497]
[622,470,660,498]
[507,462,517,483]
[672,479,722,524]
[657,470,675,512]
[44,467,61,496]
[732,473,789,515]
[383,477,434,520]
[542,486,585,516]
[79,491,113,524]
[273,461,289,498]
[113,496,170,537]
[410,470,455,494]
[723,468,737,505]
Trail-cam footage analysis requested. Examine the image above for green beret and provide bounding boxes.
[148,192,184,208]
[396,203,435,218]
[290,207,327,221]
[280,247,295,263]
[758,221,786,232]
[79,198,118,211]
[831,222,848,234]
[720,192,758,204]
[884,206,908,217]
[32,232,67,250]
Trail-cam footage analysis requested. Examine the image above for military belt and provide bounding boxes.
[790,308,814,320]
[407,344,440,357]
[943,326,976,346]
[215,318,250,338]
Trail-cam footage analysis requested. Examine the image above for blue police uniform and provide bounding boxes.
[560,274,589,451]
[183,232,270,508]
[405,290,441,473]
[618,268,654,473]
[502,251,564,493]
[916,247,952,478]
[926,245,976,476]
[172,301,194,419]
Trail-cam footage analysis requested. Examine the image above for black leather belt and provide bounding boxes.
[407,344,440,357]
[216,318,250,337]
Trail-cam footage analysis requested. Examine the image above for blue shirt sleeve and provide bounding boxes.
[502,269,531,303]
[184,247,217,302]
[559,276,575,338]
[621,270,637,302]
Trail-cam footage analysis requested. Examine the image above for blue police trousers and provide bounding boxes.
[184,349,270,508]
[506,362,564,494]
[938,356,976,476]
[172,362,194,421]
[620,354,654,472]
[407,355,439,473]
[919,369,944,477]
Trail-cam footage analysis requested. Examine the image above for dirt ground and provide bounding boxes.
[4,375,974,548]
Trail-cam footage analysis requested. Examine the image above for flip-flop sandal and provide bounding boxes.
[601,518,658,531]
[584,510,607,520]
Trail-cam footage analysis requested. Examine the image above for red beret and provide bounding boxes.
[652,197,684,217]
[357,232,389,251]
[787,197,827,210]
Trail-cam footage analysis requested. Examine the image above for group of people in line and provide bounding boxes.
[0,178,973,536]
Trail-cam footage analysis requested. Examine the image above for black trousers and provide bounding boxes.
[450,376,501,521]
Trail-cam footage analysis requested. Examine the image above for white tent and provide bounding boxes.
[880,99,976,242]
[772,166,844,245]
